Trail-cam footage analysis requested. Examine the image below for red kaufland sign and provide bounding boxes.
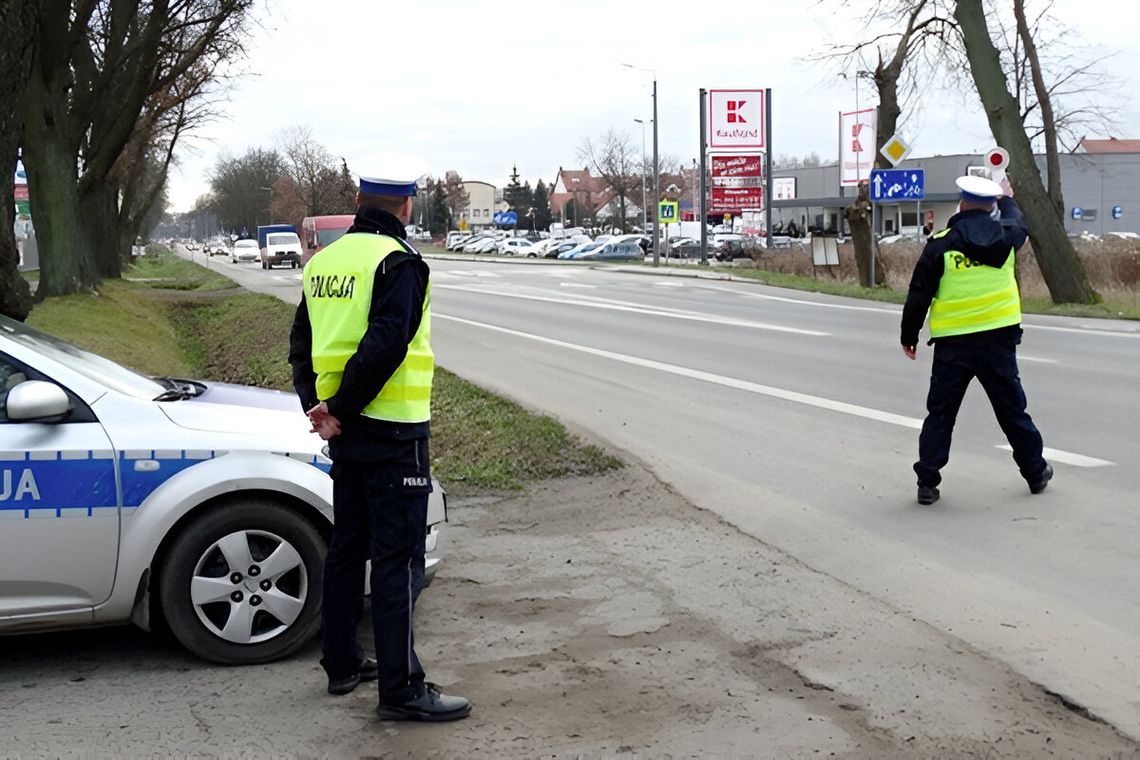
[711,186,763,213]
[709,90,766,150]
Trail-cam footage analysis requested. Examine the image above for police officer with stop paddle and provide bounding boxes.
[901,174,1053,505]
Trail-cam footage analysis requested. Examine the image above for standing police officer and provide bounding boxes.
[288,168,471,722]
[900,175,1053,505]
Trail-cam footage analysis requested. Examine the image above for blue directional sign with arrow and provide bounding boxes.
[869,168,925,203]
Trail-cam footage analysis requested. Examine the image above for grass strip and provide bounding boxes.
[27,249,620,493]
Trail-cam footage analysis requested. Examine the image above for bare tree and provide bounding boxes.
[276,126,350,224]
[955,0,1097,303]
[818,0,956,285]
[578,129,642,233]
[442,171,469,229]
[0,0,37,318]
[998,0,1118,219]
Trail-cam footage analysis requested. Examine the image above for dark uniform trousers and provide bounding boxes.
[915,336,1047,488]
[321,439,430,705]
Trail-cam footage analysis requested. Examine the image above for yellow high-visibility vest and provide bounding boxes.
[928,230,1021,338]
[304,233,432,423]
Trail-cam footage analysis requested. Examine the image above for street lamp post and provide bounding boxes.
[623,63,659,266]
[634,118,648,232]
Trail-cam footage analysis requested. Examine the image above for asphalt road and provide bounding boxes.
[192,248,1140,738]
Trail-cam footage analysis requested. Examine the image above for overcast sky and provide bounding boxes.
[165,0,1140,211]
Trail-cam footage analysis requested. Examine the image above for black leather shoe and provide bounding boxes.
[1029,463,1054,494]
[917,485,940,505]
[327,658,379,696]
[377,683,472,722]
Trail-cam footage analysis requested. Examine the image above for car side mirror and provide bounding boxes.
[6,380,72,423]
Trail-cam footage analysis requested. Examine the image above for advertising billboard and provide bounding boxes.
[711,187,763,213]
[839,108,876,186]
[711,155,763,187]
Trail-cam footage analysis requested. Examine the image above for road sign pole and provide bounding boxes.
[699,88,709,266]
[765,88,773,248]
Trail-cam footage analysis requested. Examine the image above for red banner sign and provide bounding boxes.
[711,155,762,179]
[13,185,29,202]
[711,187,763,213]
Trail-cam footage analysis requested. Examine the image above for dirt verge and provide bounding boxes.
[2,461,1136,759]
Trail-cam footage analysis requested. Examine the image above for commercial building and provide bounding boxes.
[769,144,1140,238]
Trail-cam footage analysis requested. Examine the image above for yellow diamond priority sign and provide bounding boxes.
[880,134,911,166]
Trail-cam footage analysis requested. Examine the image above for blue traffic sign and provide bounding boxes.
[869,168,925,203]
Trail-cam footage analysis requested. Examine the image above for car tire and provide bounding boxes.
[158,499,326,665]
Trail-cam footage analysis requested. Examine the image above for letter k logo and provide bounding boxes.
[726,100,747,124]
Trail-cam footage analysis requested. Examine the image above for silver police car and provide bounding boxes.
[0,316,444,664]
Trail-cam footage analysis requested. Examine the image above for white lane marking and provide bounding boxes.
[697,284,1139,338]
[560,283,597,289]
[1019,355,1058,364]
[436,313,913,426]
[996,445,1114,468]
[436,270,502,278]
[434,284,829,337]
[1023,324,1138,338]
[697,284,901,314]
[653,281,685,287]
[437,313,1115,467]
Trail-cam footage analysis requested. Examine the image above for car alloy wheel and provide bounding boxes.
[159,500,325,664]
[189,528,307,645]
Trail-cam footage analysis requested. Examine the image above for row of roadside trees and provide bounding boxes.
[1,0,258,319]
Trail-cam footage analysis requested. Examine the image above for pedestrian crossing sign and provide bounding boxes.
[658,201,679,223]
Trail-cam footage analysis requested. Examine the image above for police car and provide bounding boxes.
[0,317,445,664]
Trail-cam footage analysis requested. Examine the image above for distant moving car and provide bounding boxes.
[231,239,260,263]
[205,238,230,257]
[0,317,446,665]
[258,225,302,270]
[300,215,355,267]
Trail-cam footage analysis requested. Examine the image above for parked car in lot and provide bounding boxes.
[559,241,602,259]
[231,239,260,263]
[498,238,539,256]
[584,241,643,261]
[463,236,499,254]
[446,233,475,251]
[545,240,581,259]
[0,317,446,665]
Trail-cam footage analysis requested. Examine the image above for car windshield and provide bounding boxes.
[317,228,349,246]
[268,233,299,246]
[0,316,164,398]
[236,240,257,248]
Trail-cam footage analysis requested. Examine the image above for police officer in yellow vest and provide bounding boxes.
[288,170,471,722]
[901,175,1052,506]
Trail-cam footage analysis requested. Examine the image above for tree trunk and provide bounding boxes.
[81,182,124,279]
[956,0,1098,304]
[845,183,874,281]
[1013,0,1063,218]
[0,0,37,319]
[21,1,100,297]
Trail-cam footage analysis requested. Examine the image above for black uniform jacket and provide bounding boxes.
[288,207,430,461]
[900,197,1028,348]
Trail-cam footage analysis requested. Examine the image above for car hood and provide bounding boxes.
[159,382,312,440]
